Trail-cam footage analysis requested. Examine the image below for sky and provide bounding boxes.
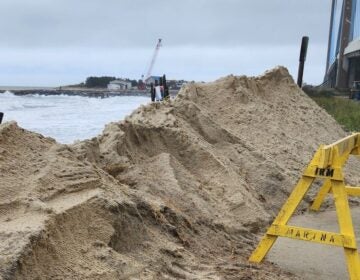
[0,0,332,86]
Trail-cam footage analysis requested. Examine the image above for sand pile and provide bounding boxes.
[1,67,359,279]
[76,66,359,217]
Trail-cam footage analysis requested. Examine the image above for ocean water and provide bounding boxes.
[0,91,149,143]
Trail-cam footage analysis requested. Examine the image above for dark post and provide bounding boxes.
[159,77,164,99]
[297,36,309,88]
[163,74,166,88]
[0,112,3,124]
[150,83,155,102]
[163,74,169,99]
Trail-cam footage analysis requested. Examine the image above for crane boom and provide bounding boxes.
[144,39,162,82]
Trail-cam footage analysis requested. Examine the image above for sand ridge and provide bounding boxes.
[1,66,359,279]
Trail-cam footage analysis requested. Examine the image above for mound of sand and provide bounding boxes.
[1,67,359,279]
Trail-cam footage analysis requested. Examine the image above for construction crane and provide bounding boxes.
[140,39,162,89]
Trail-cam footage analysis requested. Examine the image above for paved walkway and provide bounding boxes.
[267,207,360,279]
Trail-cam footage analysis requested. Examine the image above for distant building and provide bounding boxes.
[325,0,360,88]
[176,81,187,88]
[145,76,161,85]
[107,80,132,90]
[168,80,187,89]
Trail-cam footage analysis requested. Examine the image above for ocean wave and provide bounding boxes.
[0,94,149,143]
[2,90,15,96]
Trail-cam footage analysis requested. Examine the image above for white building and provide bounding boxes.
[107,80,132,90]
[145,76,161,85]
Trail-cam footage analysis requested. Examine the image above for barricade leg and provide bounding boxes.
[332,180,360,280]
[310,179,331,211]
[249,176,314,262]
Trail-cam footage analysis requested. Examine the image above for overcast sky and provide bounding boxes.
[0,0,331,86]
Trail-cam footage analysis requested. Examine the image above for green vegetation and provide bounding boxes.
[303,86,360,132]
[73,76,185,89]
[84,76,140,88]
[310,95,360,132]
[85,76,116,88]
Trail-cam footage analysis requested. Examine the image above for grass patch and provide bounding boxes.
[311,96,360,132]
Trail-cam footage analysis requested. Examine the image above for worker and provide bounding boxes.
[159,77,165,99]
[154,80,162,101]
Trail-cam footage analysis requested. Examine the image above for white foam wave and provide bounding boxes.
[0,94,149,143]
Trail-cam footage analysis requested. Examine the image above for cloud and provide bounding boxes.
[0,0,331,47]
[0,44,326,86]
[0,0,331,85]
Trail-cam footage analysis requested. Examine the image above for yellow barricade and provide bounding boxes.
[249,133,360,280]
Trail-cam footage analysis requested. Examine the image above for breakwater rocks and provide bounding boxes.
[0,88,179,98]
[0,88,148,98]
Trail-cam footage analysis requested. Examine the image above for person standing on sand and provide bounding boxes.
[154,80,162,101]
[159,77,164,100]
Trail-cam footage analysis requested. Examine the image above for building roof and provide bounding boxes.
[109,79,131,85]
[345,39,360,57]
[145,76,161,81]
